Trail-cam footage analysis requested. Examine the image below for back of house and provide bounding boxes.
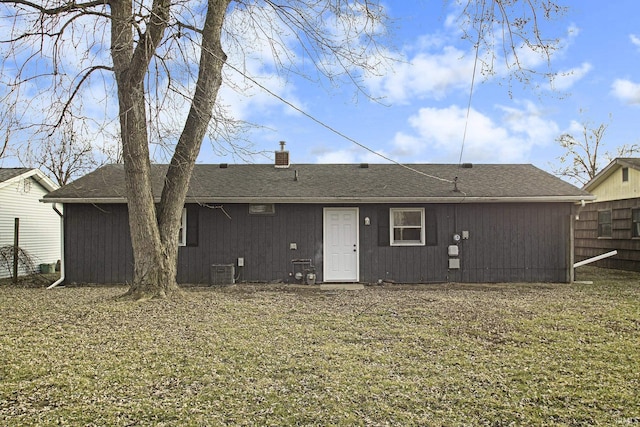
[43,151,593,285]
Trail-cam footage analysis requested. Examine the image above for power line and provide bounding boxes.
[202,47,454,184]
[458,0,485,166]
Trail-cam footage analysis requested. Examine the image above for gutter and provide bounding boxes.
[47,203,65,289]
[44,195,597,205]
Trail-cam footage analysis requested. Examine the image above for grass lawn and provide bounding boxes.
[1,268,639,426]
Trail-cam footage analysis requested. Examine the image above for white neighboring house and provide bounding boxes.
[0,168,60,278]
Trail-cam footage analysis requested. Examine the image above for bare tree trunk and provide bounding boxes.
[156,0,230,277]
[110,0,230,299]
[120,79,172,299]
[111,0,174,299]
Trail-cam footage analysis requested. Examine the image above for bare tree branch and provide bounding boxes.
[459,0,567,91]
[3,0,108,15]
[52,65,113,132]
[18,115,99,185]
[551,116,638,186]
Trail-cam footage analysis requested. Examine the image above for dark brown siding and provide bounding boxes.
[453,203,571,282]
[177,203,323,284]
[360,204,450,283]
[362,203,571,283]
[575,198,640,271]
[64,202,573,284]
[64,204,133,284]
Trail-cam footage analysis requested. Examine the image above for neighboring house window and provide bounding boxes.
[178,208,187,246]
[390,208,425,246]
[598,210,612,238]
[622,167,629,182]
[632,209,640,238]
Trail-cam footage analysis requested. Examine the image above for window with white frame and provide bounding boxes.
[178,208,187,246]
[390,208,425,246]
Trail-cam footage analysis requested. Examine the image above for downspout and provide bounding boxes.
[47,203,65,289]
[568,204,576,283]
[569,199,587,283]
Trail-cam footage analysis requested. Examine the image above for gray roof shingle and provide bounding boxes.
[0,168,33,183]
[43,163,593,203]
[0,168,58,192]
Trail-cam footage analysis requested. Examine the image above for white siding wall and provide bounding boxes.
[0,177,61,278]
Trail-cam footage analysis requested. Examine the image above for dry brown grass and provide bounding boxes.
[1,267,639,425]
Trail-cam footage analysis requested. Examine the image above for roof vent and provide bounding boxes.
[453,176,460,192]
[461,163,473,169]
[360,163,369,168]
[275,141,290,168]
[219,163,228,169]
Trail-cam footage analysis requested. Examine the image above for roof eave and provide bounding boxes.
[43,195,596,204]
[1,169,58,192]
[42,197,130,204]
[583,158,640,191]
[193,195,595,204]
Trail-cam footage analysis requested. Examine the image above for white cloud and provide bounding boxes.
[498,101,560,144]
[366,17,583,105]
[565,119,585,135]
[313,146,391,164]
[315,149,353,163]
[550,62,592,90]
[218,70,303,121]
[567,24,581,39]
[216,5,306,121]
[611,79,640,105]
[391,102,559,163]
[391,133,423,157]
[365,47,476,103]
[630,34,640,49]
[315,148,365,164]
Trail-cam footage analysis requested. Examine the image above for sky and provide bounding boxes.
[201,0,640,184]
[1,0,639,186]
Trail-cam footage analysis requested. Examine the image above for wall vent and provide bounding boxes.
[210,264,235,285]
[249,203,275,215]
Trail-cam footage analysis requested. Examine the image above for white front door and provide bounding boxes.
[323,207,359,282]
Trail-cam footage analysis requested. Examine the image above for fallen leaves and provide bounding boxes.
[1,268,639,425]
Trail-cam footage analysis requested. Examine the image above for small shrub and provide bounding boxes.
[0,245,36,279]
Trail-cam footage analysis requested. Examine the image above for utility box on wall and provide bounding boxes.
[448,244,460,269]
[210,264,235,285]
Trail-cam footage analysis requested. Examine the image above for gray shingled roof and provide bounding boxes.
[0,168,33,183]
[43,163,593,203]
[0,168,58,192]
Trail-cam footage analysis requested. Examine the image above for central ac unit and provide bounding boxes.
[210,264,235,285]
